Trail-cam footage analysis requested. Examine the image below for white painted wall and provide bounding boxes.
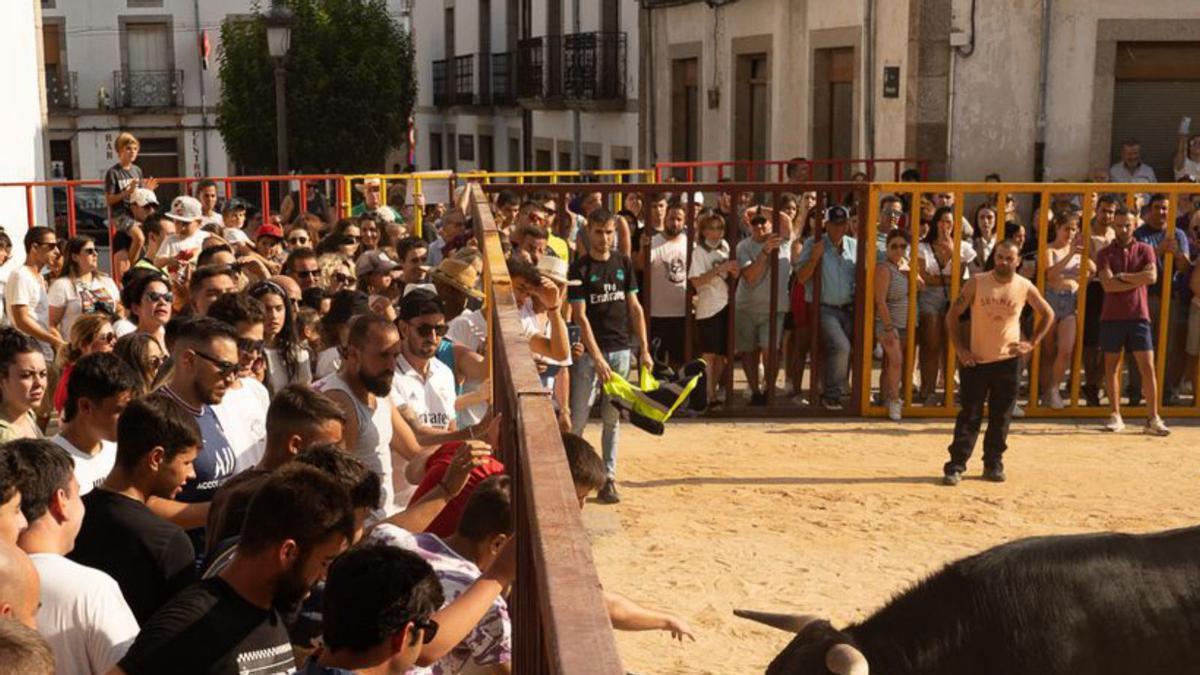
[1,0,48,267]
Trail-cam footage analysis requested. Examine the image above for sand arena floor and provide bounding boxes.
[581,416,1200,674]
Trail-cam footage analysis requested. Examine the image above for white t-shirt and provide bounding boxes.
[157,229,210,263]
[48,275,120,339]
[49,434,116,496]
[213,377,270,473]
[446,310,487,428]
[648,233,688,318]
[917,241,977,281]
[30,553,139,675]
[1178,156,1200,181]
[688,241,731,320]
[6,266,51,348]
[314,346,341,380]
[390,354,457,430]
[263,347,312,395]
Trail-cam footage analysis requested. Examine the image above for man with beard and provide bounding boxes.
[639,200,689,368]
[113,465,355,675]
[392,290,457,433]
[318,313,413,520]
[156,316,240,552]
[941,240,1054,486]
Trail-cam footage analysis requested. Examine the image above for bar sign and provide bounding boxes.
[883,66,900,98]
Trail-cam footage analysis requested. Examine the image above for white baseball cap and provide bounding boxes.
[165,195,203,223]
[130,188,158,207]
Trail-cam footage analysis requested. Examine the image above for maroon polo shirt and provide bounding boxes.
[1096,239,1155,322]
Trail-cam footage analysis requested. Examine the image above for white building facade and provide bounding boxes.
[642,0,1200,182]
[2,0,49,261]
[411,0,640,173]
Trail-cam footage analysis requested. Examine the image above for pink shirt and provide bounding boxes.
[970,272,1033,364]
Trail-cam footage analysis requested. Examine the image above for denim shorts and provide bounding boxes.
[1045,288,1077,320]
[1099,319,1153,354]
[918,287,949,318]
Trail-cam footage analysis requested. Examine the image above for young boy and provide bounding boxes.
[104,132,159,264]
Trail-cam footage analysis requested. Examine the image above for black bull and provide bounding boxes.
[737,526,1200,675]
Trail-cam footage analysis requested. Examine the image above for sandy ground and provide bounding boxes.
[582,416,1200,674]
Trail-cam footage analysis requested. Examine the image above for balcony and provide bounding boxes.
[517,32,626,109]
[45,70,77,110]
[432,55,482,108]
[113,69,183,109]
[491,51,516,106]
[452,54,476,106]
[432,58,449,107]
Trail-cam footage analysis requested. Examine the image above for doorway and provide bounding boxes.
[812,47,855,180]
[734,53,769,181]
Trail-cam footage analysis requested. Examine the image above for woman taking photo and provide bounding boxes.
[1040,213,1092,409]
[0,328,48,441]
[52,313,117,414]
[247,279,312,394]
[876,229,918,421]
[916,206,977,404]
[48,235,121,341]
[113,332,167,396]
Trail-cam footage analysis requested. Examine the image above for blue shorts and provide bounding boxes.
[1099,319,1153,354]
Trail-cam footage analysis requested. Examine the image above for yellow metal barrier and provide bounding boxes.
[340,169,653,237]
[860,182,1197,418]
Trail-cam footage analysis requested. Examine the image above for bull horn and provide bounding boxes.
[733,609,823,633]
[826,643,869,675]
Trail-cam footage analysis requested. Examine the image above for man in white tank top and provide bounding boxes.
[942,240,1054,486]
[318,314,417,519]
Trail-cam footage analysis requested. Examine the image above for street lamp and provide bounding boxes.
[264,3,294,175]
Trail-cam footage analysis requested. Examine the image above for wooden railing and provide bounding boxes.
[468,183,625,674]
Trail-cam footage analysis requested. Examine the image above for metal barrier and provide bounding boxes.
[340,169,654,237]
[480,180,869,415]
[654,158,929,183]
[468,182,624,674]
[859,182,1200,418]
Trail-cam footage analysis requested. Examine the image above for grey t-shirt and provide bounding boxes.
[735,236,791,316]
[104,163,143,220]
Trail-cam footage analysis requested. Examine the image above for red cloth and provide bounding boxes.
[53,362,74,414]
[407,441,506,537]
[790,280,808,325]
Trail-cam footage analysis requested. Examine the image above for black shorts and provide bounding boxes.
[1082,282,1104,347]
[697,308,729,356]
[650,316,686,364]
[1099,319,1154,354]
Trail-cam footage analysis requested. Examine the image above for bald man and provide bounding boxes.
[269,274,303,305]
[0,540,39,629]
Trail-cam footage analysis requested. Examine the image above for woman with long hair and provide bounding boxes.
[1040,212,1092,408]
[318,254,357,294]
[52,313,117,414]
[916,206,977,404]
[971,203,998,272]
[48,235,121,340]
[0,328,48,442]
[876,229,916,420]
[247,279,312,394]
[113,332,167,396]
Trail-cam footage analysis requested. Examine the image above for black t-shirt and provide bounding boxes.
[119,577,295,675]
[68,489,197,623]
[568,254,638,353]
[205,468,270,554]
[105,163,143,221]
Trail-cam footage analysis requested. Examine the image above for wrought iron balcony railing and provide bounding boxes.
[517,32,625,104]
[46,70,78,110]
[113,69,183,108]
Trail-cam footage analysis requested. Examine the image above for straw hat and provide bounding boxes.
[430,258,484,300]
[535,255,581,286]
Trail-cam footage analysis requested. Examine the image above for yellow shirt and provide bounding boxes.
[547,234,570,260]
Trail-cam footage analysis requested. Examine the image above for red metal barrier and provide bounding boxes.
[654,158,929,184]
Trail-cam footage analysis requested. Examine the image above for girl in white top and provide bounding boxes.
[916,206,977,404]
[48,235,120,342]
[1040,213,1094,409]
[246,280,312,394]
[1174,132,1200,181]
[688,212,739,406]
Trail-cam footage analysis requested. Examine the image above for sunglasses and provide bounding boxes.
[96,331,117,344]
[288,237,310,246]
[34,240,58,249]
[345,236,360,243]
[887,243,907,251]
[146,290,174,304]
[408,255,428,264]
[191,349,239,379]
[237,337,265,354]
[80,247,98,256]
[414,323,450,338]
[333,273,355,284]
[411,617,439,644]
[147,355,166,370]
[296,269,320,278]
[883,209,903,218]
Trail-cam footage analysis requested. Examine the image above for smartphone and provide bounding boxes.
[567,324,582,345]
[1181,117,1192,135]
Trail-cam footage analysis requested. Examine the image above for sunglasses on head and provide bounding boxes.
[410,616,439,644]
[146,290,174,304]
[191,349,239,378]
[413,323,449,338]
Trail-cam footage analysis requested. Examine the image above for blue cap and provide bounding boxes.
[826,205,850,223]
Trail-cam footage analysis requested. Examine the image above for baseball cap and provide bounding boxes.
[130,188,158,207]
[826,205,851,223]
[256,222,285,241]
[398,286,445,321]
[356,250,400,277]
[223,228,251,245]
[165,195,203,223]
[225,197,249,212]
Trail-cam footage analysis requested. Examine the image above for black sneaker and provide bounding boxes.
[1081,384,1101,407]
[749,392,768,407]
[942,471,962,487]
[598,479,621,504]
[983,465,1007,483]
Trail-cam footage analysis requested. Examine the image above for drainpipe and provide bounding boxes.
[1034,0,1052,182]
[572,0,581,169]
[863,0,875,161]
[194,0,209,175]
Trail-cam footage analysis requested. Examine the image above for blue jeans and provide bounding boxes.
[819,305,854,400]
[570,349,632,480]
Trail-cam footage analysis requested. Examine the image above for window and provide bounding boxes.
[459,134,475,162]
[671,57,700,171]
[430,132,444,169]
[479,135,494,170]
[536,149,552,171]
[558,151,572,171]
[508,137,521,170]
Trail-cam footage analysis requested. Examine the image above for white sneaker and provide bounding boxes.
[887,400,903,422]
[1011,402,1026,418]
[1144,416,1171,437]
[1103,413,1125,432]
[1047,390,1065,410]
